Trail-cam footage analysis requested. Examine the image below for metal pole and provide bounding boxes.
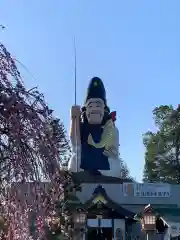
[73,37,79,173]
[74,37,77,105]
[146,231,155,240]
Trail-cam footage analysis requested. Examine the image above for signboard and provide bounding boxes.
[123,183,134,196]
[100,219,112,227]
[123,183,171,197]
[87,219,112,227]
[87,219,98,227]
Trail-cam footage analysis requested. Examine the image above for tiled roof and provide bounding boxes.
[71,171,133,184]
[84,185,134,218]
[155,207,180,217]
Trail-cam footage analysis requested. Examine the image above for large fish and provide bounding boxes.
[87,119,115,149]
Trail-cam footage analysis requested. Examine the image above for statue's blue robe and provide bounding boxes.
[80,124,110,171]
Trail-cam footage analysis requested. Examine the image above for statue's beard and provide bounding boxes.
[87,112,103,124]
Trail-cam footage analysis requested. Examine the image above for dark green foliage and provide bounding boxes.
[120,158,134,180]
[143,105,180,183]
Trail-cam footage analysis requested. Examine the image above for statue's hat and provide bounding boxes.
[85,77,107,105]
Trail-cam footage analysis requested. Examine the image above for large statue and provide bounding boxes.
[68,77,121,177]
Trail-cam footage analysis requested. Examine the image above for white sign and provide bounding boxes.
[87,219,98,227]
[100,219,112,227]
[134,183,171,197]
[123,183,171,197]
[87,219,112,228]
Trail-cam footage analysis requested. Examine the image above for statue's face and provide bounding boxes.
[85,98,105,124]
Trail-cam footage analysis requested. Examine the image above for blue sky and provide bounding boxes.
[1,1,180,181]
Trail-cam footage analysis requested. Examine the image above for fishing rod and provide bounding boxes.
[74,37,77,105]
[73,38,79,172]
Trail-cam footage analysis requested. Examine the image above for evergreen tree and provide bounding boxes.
[143,105,180,183]
[120,158,133,180]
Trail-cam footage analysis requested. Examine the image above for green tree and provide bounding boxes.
[143,105,180,183]
[120,158,133,180]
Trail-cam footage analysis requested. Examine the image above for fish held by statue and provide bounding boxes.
[87,119,115,149]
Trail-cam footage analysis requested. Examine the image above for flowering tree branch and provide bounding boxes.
[0,42,71,239]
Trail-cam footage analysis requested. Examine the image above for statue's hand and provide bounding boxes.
[71,105,81,119]
[103,146,118,158]
[88,134,93,146]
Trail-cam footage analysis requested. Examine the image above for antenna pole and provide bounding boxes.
[73,37,79,172]
[74,38,77,105]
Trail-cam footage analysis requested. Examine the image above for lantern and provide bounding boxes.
[73,212,87,224]
[141,204,156,231]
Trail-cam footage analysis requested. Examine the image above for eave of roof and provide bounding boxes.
[134,206,180,219]
[71,171,133,184]
[155,208,180,217]
[84,185,134,218]
[59,194,84,212]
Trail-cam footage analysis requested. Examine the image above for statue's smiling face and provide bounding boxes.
[86,98,105,124]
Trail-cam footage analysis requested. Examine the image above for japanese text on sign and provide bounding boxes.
[123,183,171,197]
